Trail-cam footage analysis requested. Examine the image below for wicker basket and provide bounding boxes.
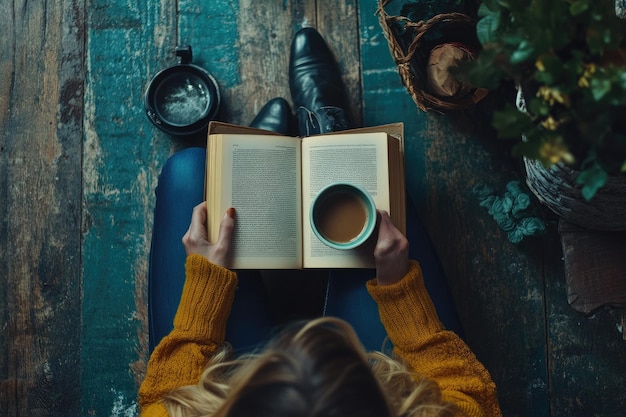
[524,158,626,230]
[377,0,488,112]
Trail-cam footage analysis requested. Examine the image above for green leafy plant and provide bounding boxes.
[460,0,626,199]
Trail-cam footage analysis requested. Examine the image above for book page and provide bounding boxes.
[301,132,394,268]
[207,134,302,269]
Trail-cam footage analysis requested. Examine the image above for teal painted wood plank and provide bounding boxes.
[358,1,428,206]
[359,2,550,417]
[179,0,241,89]
[81,0,177,415]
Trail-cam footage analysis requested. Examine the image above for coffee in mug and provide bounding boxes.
[310,183,376,250]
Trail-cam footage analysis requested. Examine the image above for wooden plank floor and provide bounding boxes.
[2,1,625,416]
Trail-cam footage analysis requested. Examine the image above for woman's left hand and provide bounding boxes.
[182,202,235,268]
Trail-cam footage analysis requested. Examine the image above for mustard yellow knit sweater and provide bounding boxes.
[138,255,502,417]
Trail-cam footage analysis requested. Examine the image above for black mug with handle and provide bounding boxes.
[145,45,221,136]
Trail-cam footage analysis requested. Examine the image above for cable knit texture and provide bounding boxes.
[138,255,237,417]
[367,261,502,417]
[139,257,502,417]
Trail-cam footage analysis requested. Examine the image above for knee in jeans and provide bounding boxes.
[158,148,206,195]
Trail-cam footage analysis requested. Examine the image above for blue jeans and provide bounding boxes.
[148,148,462,353]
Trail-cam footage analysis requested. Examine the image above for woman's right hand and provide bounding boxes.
[374,210,410,285]
[182,202,235,268]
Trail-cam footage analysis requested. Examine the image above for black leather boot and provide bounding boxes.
[289,28,352,136]
[249,97,296,135]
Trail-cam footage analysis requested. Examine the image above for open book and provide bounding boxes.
[205,121,405,269]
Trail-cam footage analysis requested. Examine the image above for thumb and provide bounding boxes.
[377,210,392,233]
[216,208,236,246]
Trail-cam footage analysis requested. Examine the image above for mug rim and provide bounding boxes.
[144,63,220,136]
[310,182,376,250]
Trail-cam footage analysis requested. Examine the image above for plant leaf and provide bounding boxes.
[479,0,500,14]
[527,97,551,116]
[492,106,533,138]
[510,40,535,64]
[590,78,612,100]
[569,0,589,16]
[577,163,608,201]
[476,11,500,45]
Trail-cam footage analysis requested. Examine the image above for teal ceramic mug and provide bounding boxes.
[310,183,376,250]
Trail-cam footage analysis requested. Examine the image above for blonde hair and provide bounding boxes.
[164,317,456,417]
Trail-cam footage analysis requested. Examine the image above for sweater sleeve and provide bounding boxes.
[138,255,238,417]
[367,261,502,417]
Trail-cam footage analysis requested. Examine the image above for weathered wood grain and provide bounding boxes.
[3,0,626,416]
[80,0,177,414]
[421,113,554,417]
[178,0,361,129]
[544,229,626,417]
[315,0,362,127]
[366,2,626,415]
[80,0,362,415]
[0,0,85,415]
[361,3,552,415]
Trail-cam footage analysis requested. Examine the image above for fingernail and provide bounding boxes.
[225,207,236,219]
